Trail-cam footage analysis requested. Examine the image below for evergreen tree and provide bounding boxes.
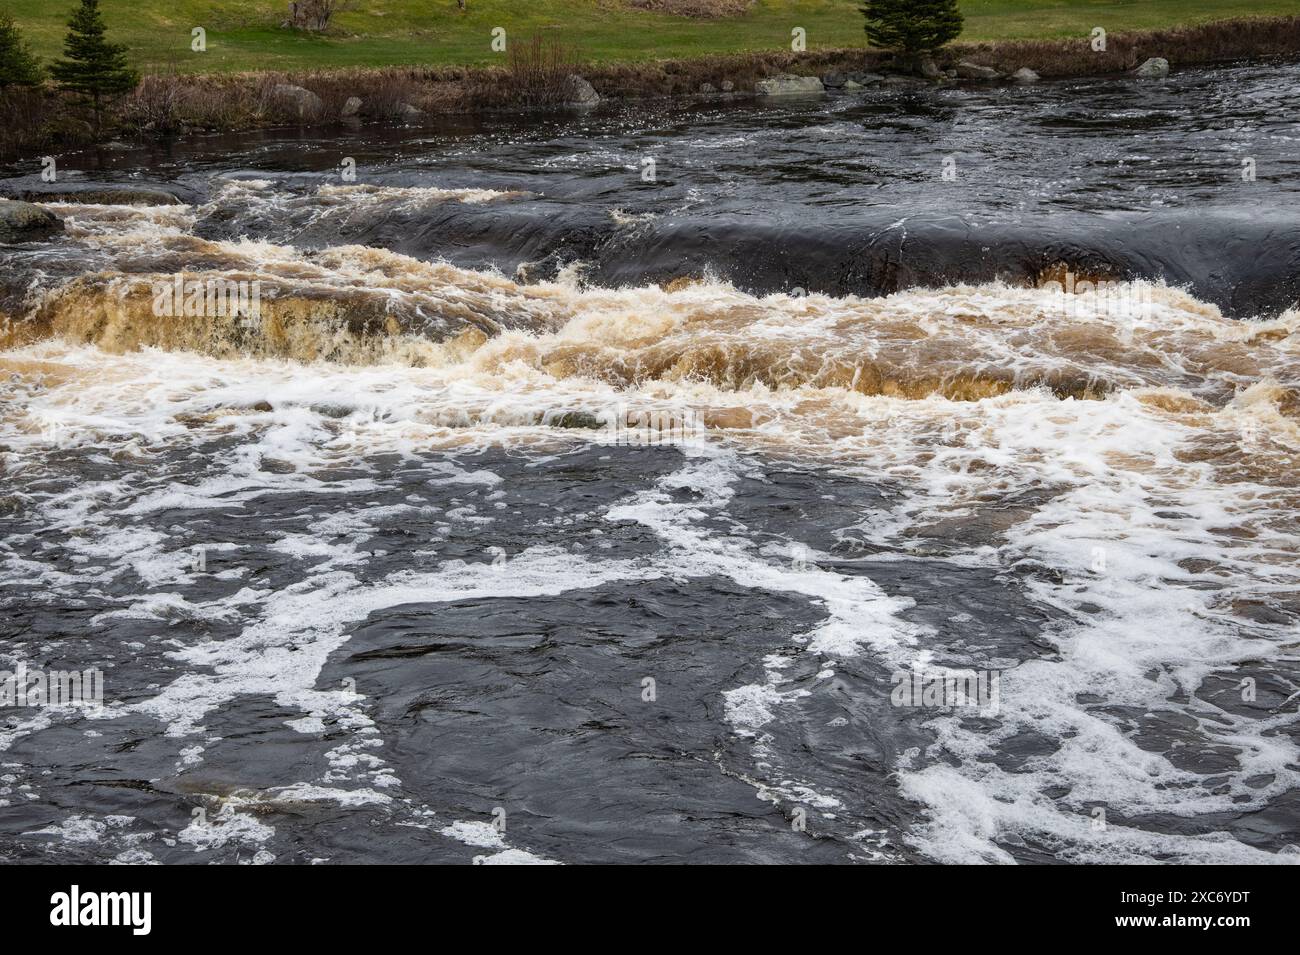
[0,13,43,87]
[51,0,138,118]
[859,0,963,60]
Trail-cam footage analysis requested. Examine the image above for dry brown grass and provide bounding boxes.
[944,15,1300,75]
[586,49,877,97]
[623,0,755,18]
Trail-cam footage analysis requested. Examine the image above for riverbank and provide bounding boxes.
[10,0,1300,72]
[3,14,1300,161]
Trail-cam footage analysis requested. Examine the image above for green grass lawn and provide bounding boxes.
[6,0,1297,74]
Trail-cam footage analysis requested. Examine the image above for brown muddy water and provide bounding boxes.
[0,61,1298,864]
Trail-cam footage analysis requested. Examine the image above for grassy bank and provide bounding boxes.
[7,0,1300,73]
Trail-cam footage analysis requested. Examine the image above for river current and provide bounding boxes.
[1,60,1298,864]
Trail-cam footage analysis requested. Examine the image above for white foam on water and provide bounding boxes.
[24,815,109,844]
[868,388,1300,863]
[178,804,275,851]
[264,783,393,807]
[439,820,505,849]
[440,819,561,864]
[473,848,561,865]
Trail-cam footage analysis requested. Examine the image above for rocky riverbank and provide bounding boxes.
[0,15,1297,164]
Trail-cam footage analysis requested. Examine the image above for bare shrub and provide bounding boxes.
[625,0,754,17]
[285,0,354,33]
[303,68,421,118]
[506,32,582,108]
[0,86,58,157]
[120,72,261,131]
[122,73,181,129]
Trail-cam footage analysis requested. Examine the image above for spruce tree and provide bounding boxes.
[0,13,43,87]
[51,0,138,119]
[860,0,963,61]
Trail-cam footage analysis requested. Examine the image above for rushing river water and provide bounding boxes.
[1,61,1299,864]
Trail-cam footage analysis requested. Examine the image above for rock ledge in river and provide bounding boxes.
[15,186,182,206]
[0,199,64,242]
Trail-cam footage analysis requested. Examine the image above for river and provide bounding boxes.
[1,60,1298,864]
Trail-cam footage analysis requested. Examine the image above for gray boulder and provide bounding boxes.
[919,55,942,79]
[699,82,716,94]
[848,71,883,85]
[397,102,425,120]
[1135,57,1169,79]
[270,83,324,120]
[12,186,181,206]
[822,72,846,89]
[0,199,64,243]
[549,411,604,430]
[755,74,824,97]
[563,74,600,108]
[956,61,1002,80]
[1011,67,1040,84]
[720,79,734,92]
[341,96,363,118]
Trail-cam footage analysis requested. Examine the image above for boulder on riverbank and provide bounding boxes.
[1011,67,1040,84]
[270,83,325,120]
[1135,57,1170,79]
[755,74,824,97]
[564,75,601,108]
[341,96,363,118]
[0,200,64,243]
[956,61,1002,80]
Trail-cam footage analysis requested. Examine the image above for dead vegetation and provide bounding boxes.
[623,0,755,18]
[506,32,583,108]
[944,14,1300,76]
